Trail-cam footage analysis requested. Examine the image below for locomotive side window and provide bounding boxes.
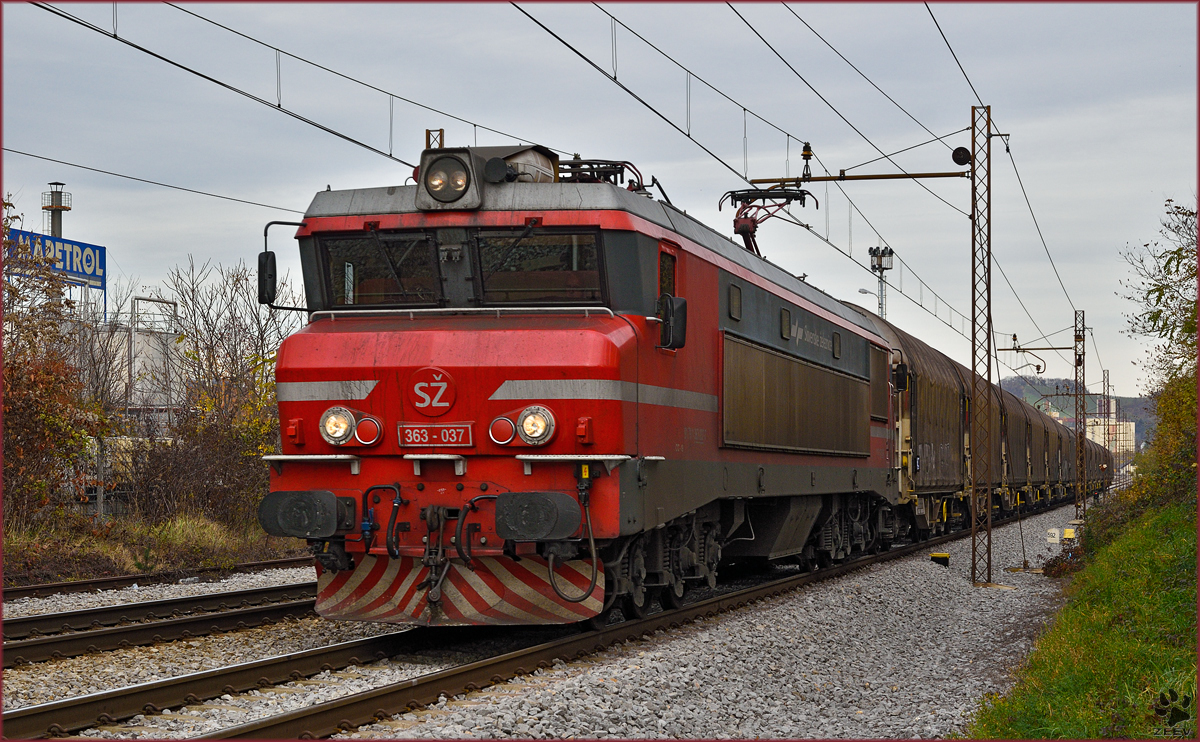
[832,331,842,359]
[478,231,602,305]
[728,284,742,320]
[322,234,441,307]
[659,251,676,296]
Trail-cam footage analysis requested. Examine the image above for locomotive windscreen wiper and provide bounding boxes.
[482,222,536,281]
[368,227,419,298]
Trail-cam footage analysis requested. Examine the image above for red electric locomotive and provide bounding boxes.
[256,144,1110,627]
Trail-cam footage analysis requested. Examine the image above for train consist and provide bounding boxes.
[256,144,1112,627]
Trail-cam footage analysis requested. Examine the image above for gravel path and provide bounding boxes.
[339,507,1074,739]
[2,567,317,618]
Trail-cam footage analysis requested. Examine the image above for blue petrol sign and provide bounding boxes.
[8,228,106,289]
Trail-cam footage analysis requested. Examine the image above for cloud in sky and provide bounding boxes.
[4,2,1195,396]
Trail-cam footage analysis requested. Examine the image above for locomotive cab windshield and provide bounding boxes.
[313,227,606,309]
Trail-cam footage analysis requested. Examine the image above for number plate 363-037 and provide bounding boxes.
[397,422,473,447]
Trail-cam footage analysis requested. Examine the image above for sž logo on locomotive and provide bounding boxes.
[408,366,456,416]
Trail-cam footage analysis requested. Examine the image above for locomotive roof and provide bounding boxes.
[306,181,878,337]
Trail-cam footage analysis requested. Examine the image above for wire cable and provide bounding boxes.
[923,3,985,108]
[782,3,954,151]
[163,3,572,157]
[1003,145,1077,312]
[1087,327,1106,374]
[527,4,1075,379]
[592,4,974,333]
[526,3,976,344]
[513,3,748,185]
[728,3,968,218]
[3,147,305,214]
[843,129,968,172]
[923,3,1077,313]
[33,2,418,169]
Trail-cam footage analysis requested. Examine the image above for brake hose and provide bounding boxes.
[547,495,600,604]
[357,483,403,558]
[455,493,498,566]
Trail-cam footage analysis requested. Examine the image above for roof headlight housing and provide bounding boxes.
[320,406,356,446]
[425,155,470,203]
[517,406,555,445]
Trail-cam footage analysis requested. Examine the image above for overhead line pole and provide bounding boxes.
[750,110,999,587]
[1074,310,1087,519]
[1011,318,1087,518]
[968,105,994,587]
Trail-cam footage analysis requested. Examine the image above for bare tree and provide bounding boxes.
[119,258,302,525]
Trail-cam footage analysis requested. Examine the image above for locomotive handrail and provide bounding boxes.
[308,306,617,322]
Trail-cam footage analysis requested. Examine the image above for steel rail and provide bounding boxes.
[3,582,316,640]
[201,503,1073,739]
[3,600,316,668]
[3,632,413,739]
[3,557,313,602]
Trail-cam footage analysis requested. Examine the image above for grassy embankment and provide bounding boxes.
[2,514,306,587]
[969,498,1197,738]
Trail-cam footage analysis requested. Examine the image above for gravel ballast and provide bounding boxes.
[2,567,317,619]
[342,507,1076,739]
[6,507,1078,738]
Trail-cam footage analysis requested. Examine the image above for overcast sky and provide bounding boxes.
[4,2,1196,397]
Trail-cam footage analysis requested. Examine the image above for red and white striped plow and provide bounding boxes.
[315,554,605,626]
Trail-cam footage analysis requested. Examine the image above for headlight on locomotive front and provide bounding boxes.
[425,155,470,203]
[320,406,356,445]
[517,406,555,445]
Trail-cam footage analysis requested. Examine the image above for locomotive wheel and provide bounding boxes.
[623,589,653,619]
[661,578,687,609]
[586,606,618,631]
[582,572,618,631]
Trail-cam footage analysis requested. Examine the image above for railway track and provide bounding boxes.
[3,584,317,668]
[5,502,1073,739]
[2,557,313,603]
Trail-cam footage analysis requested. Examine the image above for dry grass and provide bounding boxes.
[2,511,306,587]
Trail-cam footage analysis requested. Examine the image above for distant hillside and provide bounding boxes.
[999,376,1152,447]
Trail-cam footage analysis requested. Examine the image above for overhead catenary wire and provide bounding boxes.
[787,1,1080,374]
[3,148,306,214]
[591,3,974,335]
[782,3,954,152]
[734,4,1066,366]
[162,3,573,157]
[527,3,980,347]
[923,2,1077,314]
[550,7,1088,382]
[727,3,968,219]
[843,128,969,173]
[512,3,749,185]
[923,3,986,108]
[34,2,419,169]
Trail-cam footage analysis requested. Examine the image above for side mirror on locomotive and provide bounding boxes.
[258,220,308,307]
[657,293,688,350]
[258,250,277,305]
